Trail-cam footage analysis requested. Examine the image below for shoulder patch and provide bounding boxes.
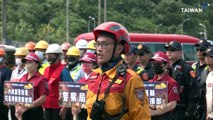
[190,71,195,78]
[173,86,178,94]
[134,87,144,101]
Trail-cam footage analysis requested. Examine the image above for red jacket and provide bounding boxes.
[43,61,65,108]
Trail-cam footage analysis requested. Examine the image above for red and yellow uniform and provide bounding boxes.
[86,61,150,120]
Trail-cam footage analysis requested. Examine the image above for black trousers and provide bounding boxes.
[151,112,173,120]
[77,109,87,120]
[0,103,8,120]
[22,107,44,120]
[44,108,72,120]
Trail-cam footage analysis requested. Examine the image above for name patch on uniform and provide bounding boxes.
[134,88,144,101]
[90,75,98,80]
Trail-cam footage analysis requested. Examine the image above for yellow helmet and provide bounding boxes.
[14,47,29,56]
[66,46,80,56]
[87,40,96,50]
[35,40,49,50]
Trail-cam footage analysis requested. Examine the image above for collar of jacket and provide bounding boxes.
[50,61,62,69]
[94,61,123,79]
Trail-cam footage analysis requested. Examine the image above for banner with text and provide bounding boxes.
[4,82,34,106]
[144,81,168,105]
[59,82,88,108]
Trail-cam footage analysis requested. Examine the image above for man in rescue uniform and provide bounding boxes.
[0,48,12,120]
[66,46,85,82]
[43,44,73,120]
[34,40,49,75]
[86,22,150,120]
[165,41,200,120]
[125,45,148,81]
[10,47,29,120]
[137,44,154,80]
[192,39,211,120]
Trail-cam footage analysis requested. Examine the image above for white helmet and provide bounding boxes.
[45,44,62,54]
[76,39,88,49]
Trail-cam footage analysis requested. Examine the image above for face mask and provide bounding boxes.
[0,57,3,62]
[25,63,34,73]
[82,66,92,73]
[153,63,164,74]
[15,58,23,66]
[68,57,78,65]
[35,51,44,60]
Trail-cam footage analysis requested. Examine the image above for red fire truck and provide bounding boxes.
[74,32,199,63]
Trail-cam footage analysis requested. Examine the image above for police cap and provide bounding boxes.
[137,44,151,54]
[203,47,213,57]
[195,39,211,50]
[165,41,182,51]
[128,45,138,54]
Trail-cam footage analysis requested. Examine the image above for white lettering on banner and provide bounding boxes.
[25,90,28,96]
[21,89,25,96]
[145,90,149,96]
[70,92,77,102]
[156,98,162,105]
[150,90,155,96]
[150,98,155,105]
[29,97,32,103]
[63,92,69,102]
[79,93,86,103]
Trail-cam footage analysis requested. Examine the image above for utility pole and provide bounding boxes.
[98,0,101,25]
[2,0,7,44]
[104,0,107,22]
[66,0,70,42]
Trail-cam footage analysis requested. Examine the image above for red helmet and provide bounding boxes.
[61,42,71,51]
[80,52,97,63]
[93,21,130,54]
[150,51,169,63]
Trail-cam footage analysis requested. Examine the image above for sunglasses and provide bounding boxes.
[166,48,177,52]
[196,48,206,52]
[137,52,145,56]
[205,55,213,58]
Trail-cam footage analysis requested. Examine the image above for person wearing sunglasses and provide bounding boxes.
[149,51,179,120]
[192,39,211,120]
[165,41,200,120]
[137,44,154,80]
[193,40,211,80]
